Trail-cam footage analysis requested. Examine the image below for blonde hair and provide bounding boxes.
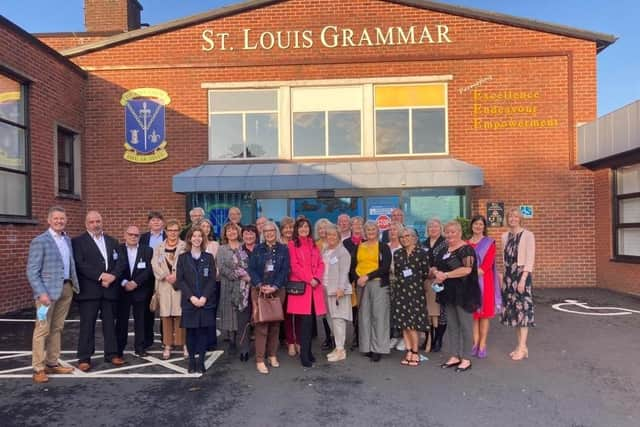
[444,220,463,235]
[506,207,524,225]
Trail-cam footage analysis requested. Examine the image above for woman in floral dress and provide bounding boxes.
[392,227,430,366]
[501,207,535,361]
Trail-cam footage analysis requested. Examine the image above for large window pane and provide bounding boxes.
[617,164,640,195]
[412,109,445,153]
[293,112,325,157]
[618,228,640,256]
[210,90,277,112]
[0,77,23,124]
[0,170,27,216]
[329,111,360,156]
[402,188,467,239]
[0,121,26,171]
[246,113,278,158]
[376,110,409,155]
[211,114,243,158]
[619,198,640,223]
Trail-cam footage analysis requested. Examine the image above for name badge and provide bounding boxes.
[402,268,413,278]
[112,250,118,261]
[329,256,338,265]
[203,267,209,277]
[442,252,451,260]
[266,264,275,272]
[137,261,146,269]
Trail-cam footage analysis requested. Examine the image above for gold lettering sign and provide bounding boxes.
[471,89,560,130]
[201,24,452,52]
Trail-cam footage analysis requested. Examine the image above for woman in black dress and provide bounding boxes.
[176,226,217,374]
[392,227,430,366]
[432,220,480,373]
[423,218,448,352]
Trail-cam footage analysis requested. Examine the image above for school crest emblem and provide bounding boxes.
[120,88,171,163]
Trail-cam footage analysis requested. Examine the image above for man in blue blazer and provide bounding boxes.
[72,210,125,371]
[26,206,80,383]
[138,210,166,349]
[115,225,154,357]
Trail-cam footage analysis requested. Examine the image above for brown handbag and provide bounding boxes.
[149,293,159,312]
[252,290,284,324]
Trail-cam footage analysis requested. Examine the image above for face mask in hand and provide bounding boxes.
[37,304,50,321]
[431,283,444,293]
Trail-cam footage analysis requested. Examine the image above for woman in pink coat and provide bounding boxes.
[287,218,325,367]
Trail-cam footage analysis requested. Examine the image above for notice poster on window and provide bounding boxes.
[367,196,399,231]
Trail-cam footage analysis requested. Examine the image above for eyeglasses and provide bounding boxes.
[167,229,180,232]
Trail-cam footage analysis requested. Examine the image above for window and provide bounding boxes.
[0,73,28,218]
[291,87,362,158]
[56,126,80,196]
[375,84,447,156]
[209,90,278,159]
[614,164,640,259]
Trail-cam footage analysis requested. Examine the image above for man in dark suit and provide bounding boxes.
[115,225,154,357]
[138,210,166,348]
[72,210,124,371]
[381,208,405,243]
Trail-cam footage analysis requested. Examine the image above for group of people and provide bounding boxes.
[26,204,535,382]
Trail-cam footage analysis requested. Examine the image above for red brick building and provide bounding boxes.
[1,0,637,313]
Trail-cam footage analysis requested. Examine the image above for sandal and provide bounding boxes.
[407,350,420,367]
[400,351,412,365]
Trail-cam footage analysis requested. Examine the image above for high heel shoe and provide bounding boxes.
[256,362,269,374]
[477,348,487,359]
[287,344,297,357]
[162,346,171,360]
[268,356,280,368]
[511,348,528,361]
[470,345,479,357]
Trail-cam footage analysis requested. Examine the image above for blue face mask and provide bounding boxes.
[37,304,50,321]
[431,283,444,293]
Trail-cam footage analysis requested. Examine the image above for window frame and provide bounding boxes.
[373,82,448,157]
[0,68,31,222]
[55,125,81,198]
[208,89,280,160]
[290,86,364,159]
[612,166,640,262]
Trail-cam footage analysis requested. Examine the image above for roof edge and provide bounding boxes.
[61,0,617,58]
[0,15,87,77]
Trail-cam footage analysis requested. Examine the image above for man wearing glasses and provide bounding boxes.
[115,226,154,358]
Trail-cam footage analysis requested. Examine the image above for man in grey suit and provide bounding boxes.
[26,206,79,383]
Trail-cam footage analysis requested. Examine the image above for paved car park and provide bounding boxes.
[0,287,638,427]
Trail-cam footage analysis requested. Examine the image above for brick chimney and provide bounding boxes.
[84,0,143,33]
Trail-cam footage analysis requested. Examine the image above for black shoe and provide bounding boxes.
[134,350,149,357]
[321,337,335,350]
[455,361,472,373]
[364,351,373,358]
[198,361,206,373]
[440,360,461,369]
[370,352,381,362]
[188,359,196,373]
[240,352,249,362]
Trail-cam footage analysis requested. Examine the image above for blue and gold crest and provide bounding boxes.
[120,88,171,163]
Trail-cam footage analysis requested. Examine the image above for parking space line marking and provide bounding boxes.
[0,350,224,379]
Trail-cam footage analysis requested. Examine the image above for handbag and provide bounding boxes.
[285,281,306,295]
[252,290,284,324]
[149,293,159,312]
